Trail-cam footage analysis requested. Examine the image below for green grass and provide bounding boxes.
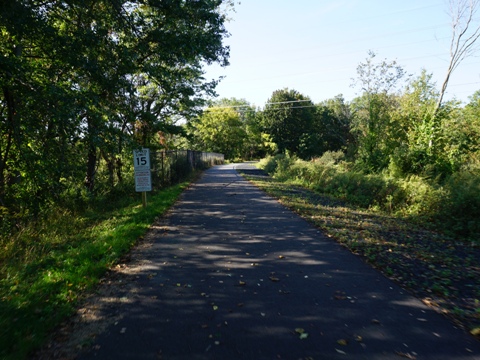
[0,181,189,360]
[240,169,480,338]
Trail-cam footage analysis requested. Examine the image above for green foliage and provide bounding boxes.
[259,91,351,160]
[189,106,247,159]
[350,51,407,172]
[0,182,188,360]
[257,155,281,174]
[314,150,346,166]
[435,170,480,237]
[188,98,264,160]
[388,70,454,177]
[258,155,480,240]
[261,89,316,157]
[0,0,232,220]
[318,95,353,153]
[348,57,480,180]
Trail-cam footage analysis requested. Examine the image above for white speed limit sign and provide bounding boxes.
[133,148,151,171]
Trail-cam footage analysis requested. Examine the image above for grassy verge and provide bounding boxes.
[0,181,190,360]
[240,171,480,338]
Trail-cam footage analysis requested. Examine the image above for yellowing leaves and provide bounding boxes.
[294,328,309,339]
[337,339,348,346]
[471,327,480,337]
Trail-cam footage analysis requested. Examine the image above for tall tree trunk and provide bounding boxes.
[85,144,97,193]
[84,117,97,193]
[0,44,23,203]
[1,84,20,206]
[116,157,123,183]
[434,0,480,117]
[101,150,115,188]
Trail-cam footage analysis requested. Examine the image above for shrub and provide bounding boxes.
[437,170,480,238]
[257,154,281,174]
[313,150,345,166]
[395,175,446,217]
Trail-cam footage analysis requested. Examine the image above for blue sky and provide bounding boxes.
[204,0,480,107]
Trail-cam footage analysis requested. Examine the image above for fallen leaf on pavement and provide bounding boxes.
[394,351,417,359]
[471,327,480,337]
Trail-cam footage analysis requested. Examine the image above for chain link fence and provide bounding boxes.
[151,150,224,189]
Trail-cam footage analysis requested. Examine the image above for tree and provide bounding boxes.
[0,0,232,215]
[209,98,264,159]
[462,90,480,163]
[261,89,315,158]
[0,1,86,211]
[320,95,353,153]
[447,90,480,168]
[436,0,480,114]
[389,70,439,175]
[351,51,407,171]
[190,106,247,159]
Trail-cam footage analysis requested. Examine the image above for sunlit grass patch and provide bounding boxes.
[0,182,189,360]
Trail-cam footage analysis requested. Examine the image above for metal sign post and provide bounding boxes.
[133,148,152,208]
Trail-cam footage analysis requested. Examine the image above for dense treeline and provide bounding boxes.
[190,52,480,238]
[0,0,231,226]
[192,67,480,178]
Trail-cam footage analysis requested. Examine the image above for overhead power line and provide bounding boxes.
[209,99,311,108]
[203,100,321,112]
[264,99,311,106]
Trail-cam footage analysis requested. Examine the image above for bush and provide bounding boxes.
[394,175,446,217]
[257,154,296,180]
[437,170,480,238]
[257,155,281,174]
[313,151,345,166]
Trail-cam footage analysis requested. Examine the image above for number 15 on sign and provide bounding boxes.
[133,148,151,171]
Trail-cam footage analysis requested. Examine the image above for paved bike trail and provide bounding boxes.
[79,164,480,360]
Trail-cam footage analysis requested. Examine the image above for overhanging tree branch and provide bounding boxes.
[435,0,480,115]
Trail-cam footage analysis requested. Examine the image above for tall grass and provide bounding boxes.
[0,181,189,360]
[257,153,480,241]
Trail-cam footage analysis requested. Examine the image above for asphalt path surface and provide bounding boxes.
[79,163,480,360]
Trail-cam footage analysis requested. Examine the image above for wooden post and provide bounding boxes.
[142,191,147,208]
